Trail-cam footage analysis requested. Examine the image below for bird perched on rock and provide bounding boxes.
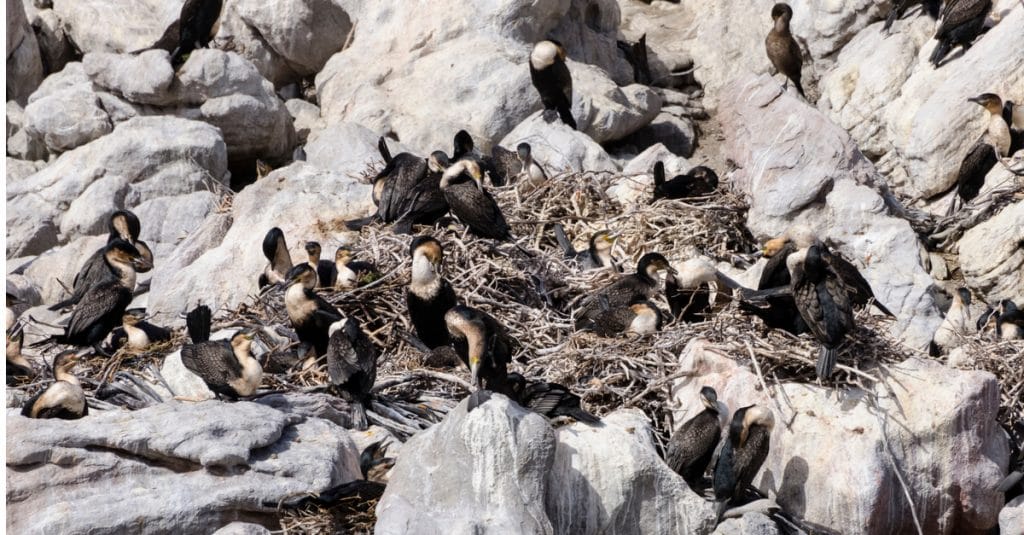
[439,160,516,242]
[553,226,619,271]
[406,236,458,349]
[530,39,576,129]
[666,387,723,489]
[325,318,378,407]
[108,308,171,353]
[883,0,941,33]
[22,350,88,419]
[506,372,601,424]
[932,288,973,354]
[945,93,1012,215]
[305,241,338,289]
[713,405,774,514]
[284,264,343,358]
[575,253,675,330]
[350,138,450,234]
[258,227,293,290]
[334,246,381,290]
[445,305,514,391]
[50,210,153,312]
[587,300,663,337]
[652,161,720,201]
[179,305,262,400]
[929,0,992,68]
[789,243,855,379]
[170,0,224,68]
[765,3,804,97]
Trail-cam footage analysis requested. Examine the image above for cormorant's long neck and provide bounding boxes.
[108,259,137,289]
[987,112,1012,156]
[336,260,356,288]
[410,255,440,296]
[463,327,486,367]
[55,367,80,386]
[232,341,254,365]
[774,18,791,34]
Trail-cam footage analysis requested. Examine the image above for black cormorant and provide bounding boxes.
[666,259,740,323]
[553,226,618,271]
[665,386,723,489]
[334,246,381,290]
[325,317,378,402]
[258,227,293,290]
[305,241,338,289]
[506,372,601,424]
[713,405,775,509]
[170,0,224,68]
[180,305,262,399]
[789,244,855,379]
[445,305,514,391]
[929,0,992,68]
[575,253,675,329]
[765,3,805,97]
[883,0,941,32]
[284,264,342,357]
[22,351,88,419]
[530,40,577,129]
[108,308,172,352]
[350,141,450,234]
[439,160,515,241]
[653,161,720,201]
[946,93,1012,214]
[406,236,458,349]
[588,300,663,337]
[997,300,1024,340]
[450,130,504,187]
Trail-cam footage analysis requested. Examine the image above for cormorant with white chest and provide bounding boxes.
[406,236,458,349]
[530,40,576,129]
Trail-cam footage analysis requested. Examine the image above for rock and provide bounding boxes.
[672,340,1009,535]
[720,73,941,348]
[958,200,1024,302]
[83,50,176,105]
[23,85,113,153]
[571,62,662,143]
[215,0,352,87]
[23,4,77,75]
[500,112,618,175]
[7,401,362,534]
[6,116,228,257]
[618,108,697,157]
[304,121,399,175]
[7,0,44,105]
[606,143,691,206]
[285,98,321,143]
[254,392,366,430]
[213,523,272,535]
[712,513,780,535]
[548,0,633,84]
[546,409,718,533]
[4,156,45,181]
[6,101,48,160]
[133,191,222,246]
[375,394,556,534]
[21,235,105,305]
[146,161,374,326]
[50,0,182,54]
[1001,495,1024,535]
[161,348,216,401]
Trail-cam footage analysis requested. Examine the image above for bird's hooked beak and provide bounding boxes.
[967,96,983,105]
[471,170,485,192]
[469,355,482,389]
[132,256,154,271]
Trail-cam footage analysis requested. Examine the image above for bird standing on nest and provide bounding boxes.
[179,305,262,400]
[258,227,293,290]
[284,264,343,358]
[22,351,88,419]
[406,236,458,349]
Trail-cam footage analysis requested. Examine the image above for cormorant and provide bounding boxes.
[334,246,381,290]
[946,93,1012,214]
[439,160,515,241]
[666,259,740,323]
[1004,100,1024,155]
[22,351,88,419]
[180,305,262,399]
[553,226,619,271]
[445,305,514,391]
[489,142,523,187]
[506,372,601,424]
[588,300,663,337]
[575,253,675,330]
[49,210,152,311]
[665,386,723,489]
[284,264,342,357]
[450,130,504,187]
[305,241,338,289]
[653,161,720,201]
[325,317,378,403]
[258,227,293,290]
[6,321,33,382]
[170,0,224,68]
[788,244,855,379]
[514,143,548,192]
[977,302,999,336]
[929,0,992,68]
[765,3,805,97]
[406,236,458,349]
[108,308,172,352]
[883,0,941,33]
[530,40,577,129]
[349,140,450,234]
[996,300,1024,340]
[933,287,972,352]
[713,405,775,509]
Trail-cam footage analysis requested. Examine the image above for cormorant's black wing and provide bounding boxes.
[181,341,241,393]
[378,154,428,222]
[822,249,893,316]
[589,307,636,337]
[955,141,996,203]
[443,182,512,240]
[139,321,173,343]
[65,283,133,342]
[665,410,721,481]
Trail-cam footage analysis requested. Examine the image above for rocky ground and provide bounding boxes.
[6,0,1024,534]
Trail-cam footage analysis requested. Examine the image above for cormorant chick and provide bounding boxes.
[652,161,720,201]
[713,405,775,511]
[108,308,171,352]
[515,143,549,192]
[22,351,88,419]
[530,40,577,129]
[170,0,224,68]
[325,317,378,403]
[996,300,1024,340]
[929,0,992,68]
[765,3,805,97]
[406,236,458,349]
[305,241,338,289]
[933,288,973,353]
[506,372,601,424]
[666,387,723,489]
[666,259,739,323]
[439,160,515,241]
[179,305,262,399]
[588,300,663,337]
[553,225,619,271]
[575,253,675,330]
[334,246,381,290]
[445,305,514,391]
[789,244,854,379]
[284,264,343,357]
[258,227,293,290]
[946,93,1012,214]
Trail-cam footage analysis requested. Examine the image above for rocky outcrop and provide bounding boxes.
[500,112,618,175]
[958,200,1024,302]
[50,0,182,54]
[672,340,1009,535]
[1002,495,1024,535]
[7,0,45,104]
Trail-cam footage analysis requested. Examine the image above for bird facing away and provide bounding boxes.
[665,386,723,489]
[788,244,855,380]
[946,93,1012,214]
[665,258,735,323]
[406,236,458,349]
[929,0,992,68]
[506,372,601,424]
[575,253,675,330]
[439,160,515,241]
[305,241,338,289]
[334,246,381,290]
[530,40,577,129]
[22,351,88,419]
[170,0,224,68]
[258,227,293,290]
[445,305,514,391]
[284,264,343,358]
[713,405,775,508]
[652,161,720,201]
[179,305,262,399]
[325,317,379,404]
[108,308,172,353]
[765,3,805,97]
[552,225,619,271]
